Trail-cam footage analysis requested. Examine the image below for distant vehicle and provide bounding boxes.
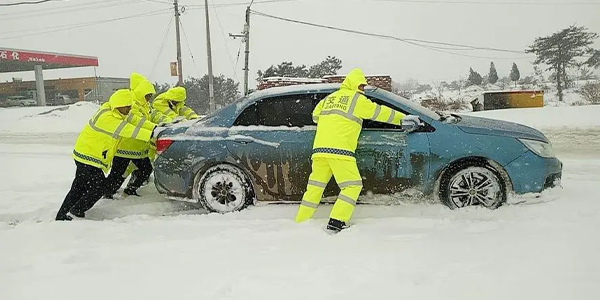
[47,95,75,106]
[152,83,562,214]
[6,96,37,107]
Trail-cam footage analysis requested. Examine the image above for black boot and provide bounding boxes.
[124,188,141,197]
[327,218,347,233]
[55,214,73,221]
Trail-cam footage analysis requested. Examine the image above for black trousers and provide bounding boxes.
[104,156,153,195]
[56,161,106,220]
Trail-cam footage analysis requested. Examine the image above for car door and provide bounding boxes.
[226,93,328,201]
[356,95,432,196]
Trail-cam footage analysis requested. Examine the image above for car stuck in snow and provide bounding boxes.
[151,83,562,213]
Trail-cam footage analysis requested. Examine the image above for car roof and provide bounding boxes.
[248,83,341,100]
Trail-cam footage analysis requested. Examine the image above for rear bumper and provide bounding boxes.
[153,156,194,198]
[504,151,562,194]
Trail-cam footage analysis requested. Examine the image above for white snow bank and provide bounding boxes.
[463,105,600,130]
[0,102,99,133]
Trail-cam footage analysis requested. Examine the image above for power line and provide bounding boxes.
[0,0,142,22]
[0,0,54,6]
[0,9,171,40]
[150,15,175,79]
[375,0,600,5]
[140,0,172,4]
[212,0,240,81]
[178,17,203,78]
[186,0,297,8]
[250,10,533,59]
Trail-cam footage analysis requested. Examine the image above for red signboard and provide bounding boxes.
[0,48,98,67]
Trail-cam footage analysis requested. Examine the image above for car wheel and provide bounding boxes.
[193,164,253,213]
[438,161,507,209]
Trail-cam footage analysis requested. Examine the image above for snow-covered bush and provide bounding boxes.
[578,81,600,104]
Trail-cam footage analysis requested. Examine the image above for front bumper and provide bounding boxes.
[504,151,562,194]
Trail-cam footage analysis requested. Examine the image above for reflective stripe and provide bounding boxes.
[386,110,396,124]
[313,147,354,157]
[73,150,108,168]
[113,120,128,138]
[338,180,363,188]
[308,180,327,188]
[370,104,382,120]
[161,108,172,116]
[300,200,319,209]
[87,109,128,139]
[116,149,149,157]
[348,92,360,115]
[157,116,166,124]
[92,108,110,125]
[126,113,134,123]
[338,194,357,206]
[131,117,145,139]
[320,110,363,125]
[151,110,161,122]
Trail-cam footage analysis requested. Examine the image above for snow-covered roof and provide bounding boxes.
[322,74,391,78]
[260,77,325,83]
[481,90,544,94]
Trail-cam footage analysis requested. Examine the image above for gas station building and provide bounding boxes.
[0,48,129,105]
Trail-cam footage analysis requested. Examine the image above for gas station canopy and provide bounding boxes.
[0,47,99,106]
[0,47,98,73]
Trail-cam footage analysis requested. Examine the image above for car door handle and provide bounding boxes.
[231,136,254,144]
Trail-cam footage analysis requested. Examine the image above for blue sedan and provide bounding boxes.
[152,83,562,213]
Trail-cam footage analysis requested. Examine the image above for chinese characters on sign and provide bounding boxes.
[0,50,21,60]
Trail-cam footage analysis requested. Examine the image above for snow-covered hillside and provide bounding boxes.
[0,103,599,300]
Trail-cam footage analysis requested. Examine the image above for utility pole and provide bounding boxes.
[230,6,250,95]
[204,0,215,111]
[174,0,183,86]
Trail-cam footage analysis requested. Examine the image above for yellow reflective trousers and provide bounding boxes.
[295,157,363,223]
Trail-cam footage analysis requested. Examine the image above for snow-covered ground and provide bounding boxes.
[1,104,599,299]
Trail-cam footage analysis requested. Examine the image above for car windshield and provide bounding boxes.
[368,87,441,121]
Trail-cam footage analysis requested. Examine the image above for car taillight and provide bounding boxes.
[156,139,173,155]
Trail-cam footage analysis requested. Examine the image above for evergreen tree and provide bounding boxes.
[510,63,521,86]
[488,62,499,84]
[526,25,599,101]
[467,67,483,86]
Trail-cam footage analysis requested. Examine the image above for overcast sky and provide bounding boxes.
[1,0,599,90]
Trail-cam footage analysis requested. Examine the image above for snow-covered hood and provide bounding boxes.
[454,114,549,143]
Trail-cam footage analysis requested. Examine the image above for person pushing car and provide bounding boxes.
[295,68,421,232]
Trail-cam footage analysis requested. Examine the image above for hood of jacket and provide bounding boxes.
[164,86,187,102]
[108,89,134,111]
[130,72,155,105]
[340,68,368,92]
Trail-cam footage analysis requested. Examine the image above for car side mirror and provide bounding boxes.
[401,115,424,133]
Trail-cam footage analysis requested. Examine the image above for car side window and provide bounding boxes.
[362,95,410,130]
[234,93,329,127]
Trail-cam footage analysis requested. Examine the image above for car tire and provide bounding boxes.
[193,164,254,213]
[437,161,507,210]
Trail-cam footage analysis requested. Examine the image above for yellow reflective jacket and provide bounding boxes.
[115,73,160,159]
[73,89,154,172]
[311,68,406,161]
[150,86,199,123]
